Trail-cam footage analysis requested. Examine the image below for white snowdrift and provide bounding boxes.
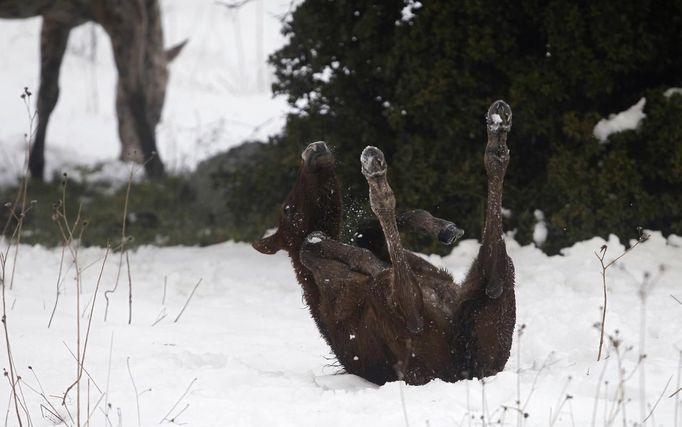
[593,97,646,143]
[1,232,680,426]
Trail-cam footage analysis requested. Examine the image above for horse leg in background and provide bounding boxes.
[30,17,74,180]
[98,1,165,178]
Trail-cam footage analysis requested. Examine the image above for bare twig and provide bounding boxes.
[549,377,572,426]
[595,230,650,361]
[104,165,136,322]
[516,324,526,427]
[1,255,22,427]
[26,367,66,424]
[642,376,672,423]
[151,308,167,327]
[174,279,203,323]
[159,377,197,424]
[168,404,189,423]
[48,244,68,328]
[162,276,168,305]
[126,251,133,324]
[674,350,681,427]
[672,294,682,306]
[127,357,142,426]
[62,244,110,419]
[590,359,611,427]
[104,332,114,427]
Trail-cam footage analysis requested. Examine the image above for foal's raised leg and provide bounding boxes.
[301,232,389,280]
[355,209,464,261]
[30,18,74,179]
[361,146,424,334]
[300,232,389,319]
[464,100,514,299]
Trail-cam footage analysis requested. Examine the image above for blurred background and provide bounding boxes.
[0,0,681,253]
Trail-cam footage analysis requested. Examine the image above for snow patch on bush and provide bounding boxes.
[593,97,646,142]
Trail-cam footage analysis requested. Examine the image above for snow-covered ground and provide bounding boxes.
[1,1,682,426]
[0,0,292,183]
[1,233,681,426]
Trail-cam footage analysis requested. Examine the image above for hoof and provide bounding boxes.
[300,231,329,261]
[360,146,387,178]
[302,141,333,168]
[486,100,512,134]
[304,231,329,245]
[438,223,464,245]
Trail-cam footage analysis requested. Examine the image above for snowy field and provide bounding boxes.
[1,1,682,426]
[0,234,680,426]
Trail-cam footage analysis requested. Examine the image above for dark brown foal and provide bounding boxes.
[254,100,516,385]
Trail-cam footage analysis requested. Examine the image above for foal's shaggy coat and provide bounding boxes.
[254,101,516,385]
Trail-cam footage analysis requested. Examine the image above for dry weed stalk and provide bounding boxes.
[103,166,134,323]
[102,153,155,324]
[159,377,197,424]
[174,278,203,323]
[49,168,113,427]
[595,229,650,361]
[0,87,40,427]
[548,377,573,426]
[126,357,142,426]
[673,350,681,427]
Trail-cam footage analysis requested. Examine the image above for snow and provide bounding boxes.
[532,209,547,247]
[0,0,293,184]
[664,88,682,98]
[0,232,681,426]
[1,2,681,426]
[593,97,647,142]
[399,0,422,24]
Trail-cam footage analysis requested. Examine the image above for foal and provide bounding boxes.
[254,100,515,385]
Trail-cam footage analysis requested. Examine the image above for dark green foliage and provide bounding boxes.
[1,171,217,248]
[248,0,682,253]
[194,140,299,241]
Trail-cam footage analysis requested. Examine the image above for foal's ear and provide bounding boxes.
[252,231,283,255]
[165,39,188,62]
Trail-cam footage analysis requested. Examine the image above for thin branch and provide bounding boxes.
[127,357,142,426]
[595,230,649,361]
[643,376,672,422]
[174,279,203,323]
[48,244,68,328]
[159,377,197,424]
[127,251,133,324]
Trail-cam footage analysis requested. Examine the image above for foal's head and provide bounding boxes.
[253,141,342,256]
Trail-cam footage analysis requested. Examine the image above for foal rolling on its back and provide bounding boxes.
[254,101,516,385]
[0,0,186,179]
